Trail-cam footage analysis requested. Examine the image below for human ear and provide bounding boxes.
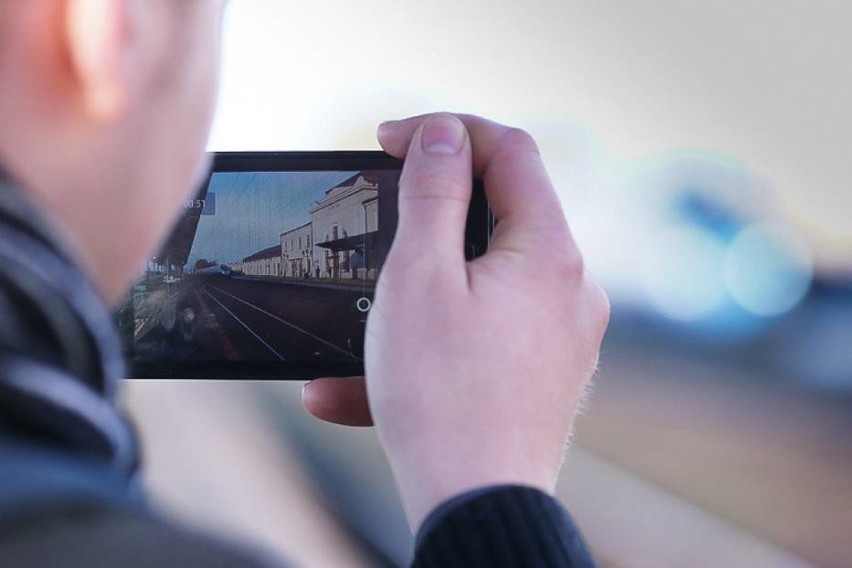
[65,0,129,121]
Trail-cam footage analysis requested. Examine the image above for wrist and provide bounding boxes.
[377,428,560,531]
[395,464,555,532]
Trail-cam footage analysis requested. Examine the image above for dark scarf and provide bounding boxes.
[0,169,137,475]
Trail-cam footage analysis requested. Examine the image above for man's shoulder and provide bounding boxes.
[0,500,275,568]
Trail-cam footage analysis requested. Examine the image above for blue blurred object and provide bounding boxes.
[636,154,814,341]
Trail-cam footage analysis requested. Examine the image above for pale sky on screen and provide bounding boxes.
[188,171,356,267]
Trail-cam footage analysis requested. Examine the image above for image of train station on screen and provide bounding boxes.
[131,170,388,363]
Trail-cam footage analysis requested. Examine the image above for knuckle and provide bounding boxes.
[550,244,585,282]
[501,127,541,156]
[585,280,611,334]
[399,171,469,205]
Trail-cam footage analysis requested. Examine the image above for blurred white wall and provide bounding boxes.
[209,0,851,278]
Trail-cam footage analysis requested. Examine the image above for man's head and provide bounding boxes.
[0,0,226,303]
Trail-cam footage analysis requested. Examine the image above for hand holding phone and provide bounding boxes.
[304,114,610,531]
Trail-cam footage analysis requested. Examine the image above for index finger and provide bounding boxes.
[378,114,574,260]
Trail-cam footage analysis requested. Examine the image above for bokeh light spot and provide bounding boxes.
[724,223,813,317]
[640,224,728,321]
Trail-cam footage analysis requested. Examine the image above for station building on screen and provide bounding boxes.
[235,245,281,277]
[234,173,380,281]
[306,173,379,280]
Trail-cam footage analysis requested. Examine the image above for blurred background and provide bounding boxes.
[123,1,852,566]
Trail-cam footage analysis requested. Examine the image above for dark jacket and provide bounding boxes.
[0,174,596,567]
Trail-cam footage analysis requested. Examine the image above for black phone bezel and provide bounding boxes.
[120,151,492,380]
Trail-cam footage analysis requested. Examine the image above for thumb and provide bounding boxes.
[381,114,473,272]
[302,377,373,427]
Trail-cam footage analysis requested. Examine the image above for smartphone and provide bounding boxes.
[118,151,493,379]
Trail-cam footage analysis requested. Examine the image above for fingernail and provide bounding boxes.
[421,115,465,155]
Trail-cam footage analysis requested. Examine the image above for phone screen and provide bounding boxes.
[119,152,490,379]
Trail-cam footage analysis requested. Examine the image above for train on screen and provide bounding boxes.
[194,264,232,277]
